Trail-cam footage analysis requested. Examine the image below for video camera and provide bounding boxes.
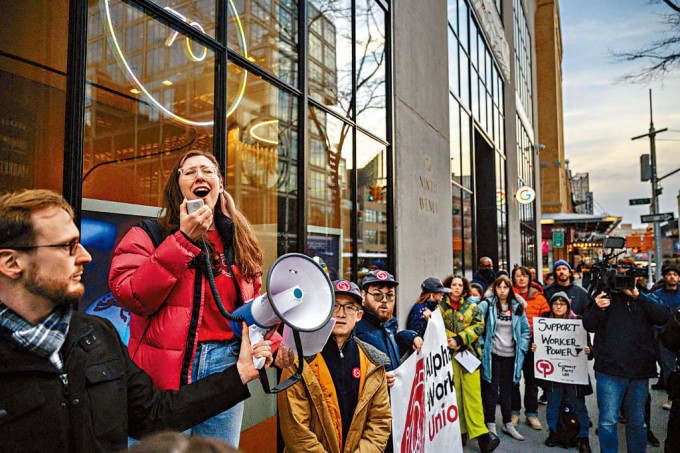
[587,237,648,297]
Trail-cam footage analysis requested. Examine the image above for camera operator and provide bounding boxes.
[660,306,680,452]
[583,271,670,453]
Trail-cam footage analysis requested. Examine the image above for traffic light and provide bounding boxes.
[368,185,382,202]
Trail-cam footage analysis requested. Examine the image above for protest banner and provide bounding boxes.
[391,309,463,453]
[533,317,588,385]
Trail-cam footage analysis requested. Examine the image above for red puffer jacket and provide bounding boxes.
[108,225,260,391]
[514,282,549,337]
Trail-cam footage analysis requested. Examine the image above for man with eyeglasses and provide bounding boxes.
[278,279,391,452]
[355,270,423,388]
[0,189,274,452]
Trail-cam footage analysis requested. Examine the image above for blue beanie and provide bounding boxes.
[553,259,572,273]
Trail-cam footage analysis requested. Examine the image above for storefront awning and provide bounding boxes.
[540,213,622,234]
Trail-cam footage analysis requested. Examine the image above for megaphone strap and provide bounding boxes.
[260,329,305,394]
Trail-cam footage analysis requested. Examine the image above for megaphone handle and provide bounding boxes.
[259,329,306,394]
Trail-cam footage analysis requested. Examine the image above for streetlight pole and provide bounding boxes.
[632,89,667,281]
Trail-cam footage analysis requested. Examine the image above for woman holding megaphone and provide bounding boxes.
[109,150,290,447]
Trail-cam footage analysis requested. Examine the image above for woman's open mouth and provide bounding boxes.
[193,187,210,198]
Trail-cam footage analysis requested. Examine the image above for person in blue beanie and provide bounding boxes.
[543,259,589,315]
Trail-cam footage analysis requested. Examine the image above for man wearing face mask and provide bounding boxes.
[543,260,590,315]
[472,257,496,292]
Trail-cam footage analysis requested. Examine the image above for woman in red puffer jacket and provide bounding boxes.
[510,265,549,430]
[109,150,263,447]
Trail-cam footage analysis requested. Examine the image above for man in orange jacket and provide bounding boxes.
[278,279,391,453]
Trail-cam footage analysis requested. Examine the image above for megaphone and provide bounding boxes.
[228,253,335,392]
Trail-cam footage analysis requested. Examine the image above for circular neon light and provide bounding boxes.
[516,186,536,204]
[496,190,506,205]
[102,0,248,125]
[249,119,279,145]
[185,21,208,62]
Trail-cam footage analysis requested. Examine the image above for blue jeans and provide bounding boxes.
[595,371,648,453]
[189,339,244,447]
[545,382,589,438]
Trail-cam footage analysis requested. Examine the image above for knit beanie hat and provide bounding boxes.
[553,259,572,273]
[549,291,571,311]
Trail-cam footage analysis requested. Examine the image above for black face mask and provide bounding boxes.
[480,269,494,279]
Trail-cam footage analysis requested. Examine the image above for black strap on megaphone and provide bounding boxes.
[201,238,244,323]
[258,328,306,394]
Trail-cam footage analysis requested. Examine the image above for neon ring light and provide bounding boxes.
[103,0,248,125]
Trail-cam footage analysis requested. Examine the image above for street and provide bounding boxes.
[462,362,671,452]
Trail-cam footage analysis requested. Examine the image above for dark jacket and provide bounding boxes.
[0,311,250,453]
[654,286,680,313]
[583,291,670,380]
[661,308,680,353]
[406,296,439,336]
[471,270,496,291]
[543,282,590,315]
[355,310,417,372]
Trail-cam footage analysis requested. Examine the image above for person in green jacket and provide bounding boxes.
[441,275,500,453]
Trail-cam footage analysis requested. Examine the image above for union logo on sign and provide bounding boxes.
[402,358,426,453]
[336,281,351,291]
[376,271,389,281]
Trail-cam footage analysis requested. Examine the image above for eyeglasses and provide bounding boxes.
[12,238,80,256]
[552,302,568,307]
[178,165,218,179]
[333,304,361,314]
[368,292,396,302]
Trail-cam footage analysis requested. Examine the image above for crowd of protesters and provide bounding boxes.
[0,175,678,452]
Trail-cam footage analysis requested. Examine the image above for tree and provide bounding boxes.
[616,0,680,81]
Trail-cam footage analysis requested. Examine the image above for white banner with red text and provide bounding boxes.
[390,309,463,453]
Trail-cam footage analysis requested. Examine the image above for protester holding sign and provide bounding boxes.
[533,291,592,453]
[440,275,500,453]
[478,275,530,442]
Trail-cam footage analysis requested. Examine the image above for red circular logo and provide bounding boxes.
[352,367,361,379]
[536,359,555,378]
[336,281,351,291]
[376,270,389,281]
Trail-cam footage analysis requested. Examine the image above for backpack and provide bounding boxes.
[555,402,580,447]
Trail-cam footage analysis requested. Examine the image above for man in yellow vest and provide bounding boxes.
[278,279,392,452]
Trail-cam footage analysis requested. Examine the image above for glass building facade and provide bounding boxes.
[448,0,507,274]
[0,0,392,298]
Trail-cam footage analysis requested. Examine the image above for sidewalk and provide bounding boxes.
[463,365,671,452]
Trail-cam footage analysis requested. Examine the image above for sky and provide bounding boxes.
[559,0,680,228]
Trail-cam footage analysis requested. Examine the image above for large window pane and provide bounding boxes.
[448,0,458,33]
[459,48,469,109]
[452,184,463,274]
[307,107,352,280]
[448,29,459,97]
[144,0,216,38]
[356,0,386,140]
[357,132,388,273]
[461,111,471,189]
[230,0,298,86]
[450,101,461,186]
[84,0,215,207]
[226,75,299,276]
[0,1,67,193]
[309,0,352,118]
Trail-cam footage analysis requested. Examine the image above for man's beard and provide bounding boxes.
[557,274,570,284]
[25,263,84,308]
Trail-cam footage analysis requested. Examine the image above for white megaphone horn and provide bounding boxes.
[228,253,335,393]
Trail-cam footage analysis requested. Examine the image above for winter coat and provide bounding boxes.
[478,297,530,385]
[0,311,250,453]
[543,282,590,315]
[439,295,484,360]
[514,282,549,337]
[355,310,418,371]
[654,287,680,313]
[109,220,261,390]
[406,296,439,337]
[472,270,496,291]
[277,339,391,453]
[583,291,670,380]
[661,308,680,353]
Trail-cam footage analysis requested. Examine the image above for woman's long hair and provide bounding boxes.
[489,275,523,315]
[159,150,263,280]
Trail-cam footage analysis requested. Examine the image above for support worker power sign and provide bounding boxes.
[390,309,463,453]
[533,317,589,385]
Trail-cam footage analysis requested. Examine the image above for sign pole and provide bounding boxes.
[632,90,667,281]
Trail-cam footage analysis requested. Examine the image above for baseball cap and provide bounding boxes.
[361,269,399,289]
[421,277,452,294]
[332,279,362,304]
